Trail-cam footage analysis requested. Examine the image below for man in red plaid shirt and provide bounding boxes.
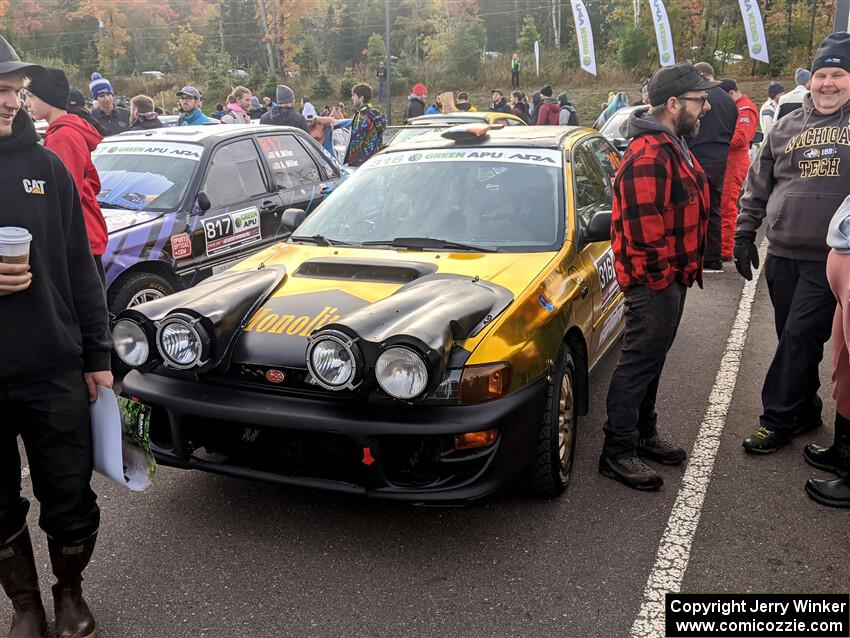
[599,63,715,491]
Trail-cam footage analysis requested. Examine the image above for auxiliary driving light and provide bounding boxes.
[112,319,150,368]
[156,314,210,369]
[375,347,429,400]
[306,330,361,390]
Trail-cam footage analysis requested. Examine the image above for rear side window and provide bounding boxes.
[257,135,322,190]
[202,139,267,208]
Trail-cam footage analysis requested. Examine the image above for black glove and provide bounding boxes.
[733,239,759,281]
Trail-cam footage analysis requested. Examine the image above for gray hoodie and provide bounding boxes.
[736,93,850,261]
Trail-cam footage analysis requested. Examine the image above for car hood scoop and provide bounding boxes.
[292,257,437,284]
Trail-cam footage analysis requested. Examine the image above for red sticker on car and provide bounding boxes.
[170,233,192,260]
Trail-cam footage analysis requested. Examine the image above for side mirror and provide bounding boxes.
[196,191,211,213]
[281,208,306,234]
[751,131,764,145]
[583,210,612,244]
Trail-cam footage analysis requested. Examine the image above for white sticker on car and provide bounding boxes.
[204,206,262,256]
[595,248,620,310]
[364,147,563,168]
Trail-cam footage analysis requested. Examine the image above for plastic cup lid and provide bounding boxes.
[0,227,32,244]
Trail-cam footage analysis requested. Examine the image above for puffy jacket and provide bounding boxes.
[612,110,710,291]
[404,95,425,121]
[43,114,108,256]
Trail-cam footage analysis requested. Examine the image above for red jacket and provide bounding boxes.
[43,115,108,256]
[729,94,758,156]
[536,99,560,125]
[611,113,710,291]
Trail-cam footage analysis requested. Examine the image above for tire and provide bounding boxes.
[525,344,578,498]
[107,271,174,315]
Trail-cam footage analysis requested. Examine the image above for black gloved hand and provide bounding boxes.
[733,239,759,281]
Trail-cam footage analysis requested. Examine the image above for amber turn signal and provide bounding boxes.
[454,429,498,450]
[459,362,512,404]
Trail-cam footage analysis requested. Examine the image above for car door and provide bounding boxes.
[570,136,624,358]
[188,137,282,272]
[255,133,338,240]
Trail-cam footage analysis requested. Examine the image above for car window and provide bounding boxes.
[257,134,322,190]
[572,138,613,227]
[295,149,564,251]
[202,139,267,208]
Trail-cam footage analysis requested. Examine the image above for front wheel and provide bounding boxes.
[107,271,175,315]
[525,344,578,498]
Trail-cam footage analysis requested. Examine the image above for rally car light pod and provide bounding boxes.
[112,318,150,368]
[459,362,512,404]
[440,123,493,142]
[155,313,211,370]
[375,346,429,400]
[306,330,363,391]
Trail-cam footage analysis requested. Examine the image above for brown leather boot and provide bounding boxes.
[47,533,96,638]
[0,525,47,638]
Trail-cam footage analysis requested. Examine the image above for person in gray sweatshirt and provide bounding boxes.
[736,31,850,454]
[805,197,850,507]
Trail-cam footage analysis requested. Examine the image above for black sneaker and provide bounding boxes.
[742,426,791,454]
[598,455,663,491]
[638,435,687,466]
[703,259,724,272]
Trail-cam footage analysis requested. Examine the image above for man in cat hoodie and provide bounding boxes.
[0,38,110,638]
[26,67,108,279]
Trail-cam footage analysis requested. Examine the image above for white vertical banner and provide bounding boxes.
[534,40,540,77]
[738,0,769,63]
[570,0,597,76]
[649,0,675,66]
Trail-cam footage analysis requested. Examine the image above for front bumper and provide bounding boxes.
[122,370,548,504]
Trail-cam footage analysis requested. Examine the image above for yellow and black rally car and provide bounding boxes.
[114,124,625,504]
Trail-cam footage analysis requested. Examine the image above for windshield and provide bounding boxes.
[600,106,647,138]
[295,148,564,251]
[92,141,202,211]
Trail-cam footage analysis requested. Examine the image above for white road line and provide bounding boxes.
[630,240,768,638]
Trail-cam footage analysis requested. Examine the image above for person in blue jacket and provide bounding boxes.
[176,86,219,126]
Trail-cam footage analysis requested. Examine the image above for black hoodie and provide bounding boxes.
[0,110,111,383]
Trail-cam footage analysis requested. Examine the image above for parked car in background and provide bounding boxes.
[597,104,649,152]
[92,124,346,314]
[385,111,526,147]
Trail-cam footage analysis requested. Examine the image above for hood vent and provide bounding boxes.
[293,258,437,284]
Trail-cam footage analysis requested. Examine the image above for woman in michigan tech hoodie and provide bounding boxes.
[26,67,108,279]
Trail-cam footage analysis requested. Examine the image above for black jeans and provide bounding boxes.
[603,283,687,459]
[699,161,727,261]
[511,70,520,89]
[761,255,836,432]
[0,368,99,543]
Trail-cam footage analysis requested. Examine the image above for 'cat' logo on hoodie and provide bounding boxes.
[22,179,46,195]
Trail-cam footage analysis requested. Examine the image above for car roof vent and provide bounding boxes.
[293,258,437,284]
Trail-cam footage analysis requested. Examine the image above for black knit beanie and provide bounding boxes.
[811,32,850,74]
[27,67,70,111]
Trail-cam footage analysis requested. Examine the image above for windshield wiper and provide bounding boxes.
[289,234,353,247]
[97,200,140,211]
[361,237,497,252]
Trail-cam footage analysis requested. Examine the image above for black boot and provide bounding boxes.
[0,525,47,638]
[47,533,97,638]
[805,477,850,507]
[803,413,850,476]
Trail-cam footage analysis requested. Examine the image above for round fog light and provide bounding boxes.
[113,319,149,367]
[375,347,428,400]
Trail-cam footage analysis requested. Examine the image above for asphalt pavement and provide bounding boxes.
[5,254,849,638]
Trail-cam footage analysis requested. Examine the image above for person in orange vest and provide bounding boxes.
[719,78,758,260]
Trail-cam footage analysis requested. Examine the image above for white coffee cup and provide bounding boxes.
[0,227,32,265]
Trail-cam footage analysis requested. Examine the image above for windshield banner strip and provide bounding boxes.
[93,142,203,161]
[366,148,562,169]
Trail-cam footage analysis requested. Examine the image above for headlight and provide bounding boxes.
[156,314,209,369]
[375,347,429,400]
[306,331,361,390]
[113,319,149,367]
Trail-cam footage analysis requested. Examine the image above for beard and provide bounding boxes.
[675,109,700,138]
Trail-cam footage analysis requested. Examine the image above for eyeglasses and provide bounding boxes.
[677,95,708,107]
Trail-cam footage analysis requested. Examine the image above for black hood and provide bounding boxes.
[0,110,40,153]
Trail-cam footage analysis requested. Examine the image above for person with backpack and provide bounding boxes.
[220,86,252,124]
[558,92,579,126]
[535,85,560,125]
